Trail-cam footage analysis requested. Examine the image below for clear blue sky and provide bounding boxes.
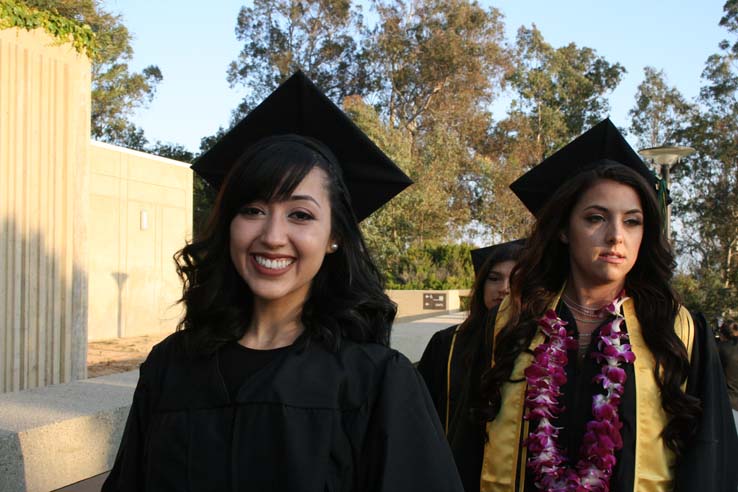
[106,0,729,153]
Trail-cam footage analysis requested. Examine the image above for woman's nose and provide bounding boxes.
[606,221,625,244]
[261,214,288,247]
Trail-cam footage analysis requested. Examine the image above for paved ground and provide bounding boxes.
[86,311,467,376]
[391,312,466,362]
[87,333,171,377]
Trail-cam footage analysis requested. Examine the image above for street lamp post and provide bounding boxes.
[638,145,695,242]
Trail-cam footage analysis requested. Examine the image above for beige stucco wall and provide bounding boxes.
[387,289,471,320]
[88,142,193,341]
[0,27,90,393]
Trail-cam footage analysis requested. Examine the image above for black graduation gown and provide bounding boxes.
[102,332,464,492]
[418,323,488,492]
[448,306,738,492]
[718,339,738,411]
[418,324,465,429]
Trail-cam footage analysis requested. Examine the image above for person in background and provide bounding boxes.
[718,319,738,432]
[102,71,463,492]
[417,239,524,491]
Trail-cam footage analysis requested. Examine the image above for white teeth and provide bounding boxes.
[254,256,293,270]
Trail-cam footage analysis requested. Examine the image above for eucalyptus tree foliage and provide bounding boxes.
[220,2,628,286]
[479,25,625,244]
[669,0,738,320]
[24,0,162,147]
[629,66,693,150]
[227,0,370,119]
[498,24,625,163]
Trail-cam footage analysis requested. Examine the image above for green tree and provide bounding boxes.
[385,242,474,289]
[227,0,369,118]
[628,66,692,149]
[368,0,508,138]
[222,0,513,266]
[365,0,511,240]
[675,0,738,319]
[500,25,626,160]
[343,96,422,274]
[484,25,625,240]
[24,0,162,146]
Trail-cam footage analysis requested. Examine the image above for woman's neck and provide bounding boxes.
[240,298,304,350]
[564,276,624,310]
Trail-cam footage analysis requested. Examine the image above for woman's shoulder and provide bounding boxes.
[337,342,426,396]
[138,331,189,378]
[334,340,413,372]
[276,341,417,409]
[674,306,705,351]
[432,324,460,341]
[421,324,459,354]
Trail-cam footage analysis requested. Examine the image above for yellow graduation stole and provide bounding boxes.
[480,293,695,492]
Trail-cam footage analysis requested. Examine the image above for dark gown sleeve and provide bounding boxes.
[446,309,495,492]
[675,313,738,491]
[417,326,457,422]
[357,352,464,492]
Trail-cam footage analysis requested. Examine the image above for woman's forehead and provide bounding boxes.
[575,179,642,209]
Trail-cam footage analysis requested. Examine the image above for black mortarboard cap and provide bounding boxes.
[191,71,412,221]
[509,118,657,215]
[470,239,526,276]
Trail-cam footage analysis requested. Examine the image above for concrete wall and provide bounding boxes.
[0,27,90,393]
[0,371,137,492]
[387,289,470,321]
[88,142,193,341]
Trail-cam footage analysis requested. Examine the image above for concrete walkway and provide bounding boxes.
[391,311,466,363]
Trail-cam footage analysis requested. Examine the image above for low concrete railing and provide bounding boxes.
[0,371,137,492]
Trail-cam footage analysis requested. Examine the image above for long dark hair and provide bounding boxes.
[479,161,701,455]
[175,135,397,355]
[459,242,524,335]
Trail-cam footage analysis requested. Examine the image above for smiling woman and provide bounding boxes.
[228,167,334,313]
[102,72,464,492]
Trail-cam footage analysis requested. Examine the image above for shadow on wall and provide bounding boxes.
[0,217,90,492]
[0,217,86,394]
[110,272,128,338]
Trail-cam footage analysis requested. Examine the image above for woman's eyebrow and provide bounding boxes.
[288,194,321,208]
[582,204,643,214]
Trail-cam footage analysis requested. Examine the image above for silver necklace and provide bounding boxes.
[562,295,607,317]
[570,315,605,324]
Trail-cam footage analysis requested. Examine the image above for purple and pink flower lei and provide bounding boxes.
[523,294,635,492]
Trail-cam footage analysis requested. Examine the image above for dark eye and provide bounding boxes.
[487,275,501,282]
[238,206,263,216]
[586,215,605,223]
[625,217,643,226]
[290,210,315,221]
